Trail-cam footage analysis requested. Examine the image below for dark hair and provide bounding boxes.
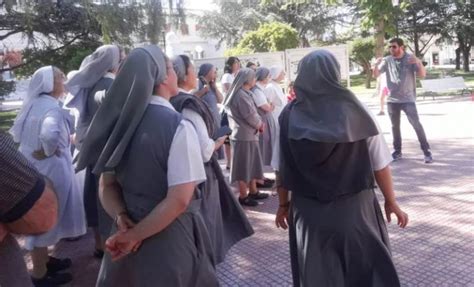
[389,38,404,47]
[180,55,192,74]
[177,55,192,85]
[224,57,240,74]
[246,62,256,68]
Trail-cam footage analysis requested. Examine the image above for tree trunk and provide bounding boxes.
[365,64,372,89]
[300,36,310,48]
[412,14,422,57]
[414,35,421,57]
[455,47,461,70]
[374,19,385,58]
[462,47,470,72]
[365,73,372,89]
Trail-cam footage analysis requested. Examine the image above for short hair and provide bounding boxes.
[389,38,404,47]
[224,57,240,74]
[246,62,256,68]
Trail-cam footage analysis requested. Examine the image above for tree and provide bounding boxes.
[0,0,187,77]
[90,1,142,47]
[441,1,473,72]
[398,1,445,58]
[350,38,375,88]
[259,1,346,47]
[227,22,298,56]
[0,1,101,75]
[196,1,265,48]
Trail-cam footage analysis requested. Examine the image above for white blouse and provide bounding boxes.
[149,96,206,187]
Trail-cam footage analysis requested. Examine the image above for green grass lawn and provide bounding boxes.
[344,68,474,97]
[0,111,16,133]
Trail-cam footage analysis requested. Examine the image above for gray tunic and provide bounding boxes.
[171,92,254,264]
[79,76,115,235]
[227,89,264,183]
[279,105,399,286]
[251,85,276,166]
[97,104,218,287]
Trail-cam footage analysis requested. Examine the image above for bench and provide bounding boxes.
[420,76,472,100]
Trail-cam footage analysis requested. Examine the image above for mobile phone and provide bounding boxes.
[213,126,232,140]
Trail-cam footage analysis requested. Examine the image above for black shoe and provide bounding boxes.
[377,111,385,116]
[264,178,275,184]
[238,196,259,207]
[32,272,72,286]
[46,256,72,274]
[248,191,269,200]
[392,151,402,161]
[424,151,433,164]
[256,181,273,189]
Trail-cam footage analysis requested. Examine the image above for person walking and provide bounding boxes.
[275,50,409,287]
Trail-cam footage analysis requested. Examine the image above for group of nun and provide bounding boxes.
[9,41,409,286]
[219,57,288,207]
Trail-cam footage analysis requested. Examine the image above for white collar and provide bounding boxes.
[256,82,266,90]
[178,88,193,94]
[149,95,176,111]
[104,72,116,79]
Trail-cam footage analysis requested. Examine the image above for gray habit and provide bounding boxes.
[227,87,263,183]
[96,103,218,287]
[280,50,399,286]
[171,92,254,264]
[251,85,275,166]
[76,45,218,287]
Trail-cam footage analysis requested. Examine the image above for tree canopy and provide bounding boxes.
[226,22,298,56]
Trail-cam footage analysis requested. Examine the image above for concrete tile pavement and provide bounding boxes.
[17,95,473,286]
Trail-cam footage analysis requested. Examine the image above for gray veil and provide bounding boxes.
[288,50,378,143]
[255,67,270,82]
[65,45,120,115]
[223,68,256,106]
[76,45,167,174]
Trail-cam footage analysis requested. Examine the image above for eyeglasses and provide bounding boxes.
[389,45,398,49]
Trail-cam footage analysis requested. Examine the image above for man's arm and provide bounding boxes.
[0,133,58,241]
[6,179,58,235]
[408,55,426,78]
[416,60,426,78]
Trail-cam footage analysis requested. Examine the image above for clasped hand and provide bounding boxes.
[105,214,142,261]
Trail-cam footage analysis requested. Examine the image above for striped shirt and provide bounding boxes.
[0,132,45,223]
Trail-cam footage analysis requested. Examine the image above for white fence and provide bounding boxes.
[193,44,350,87]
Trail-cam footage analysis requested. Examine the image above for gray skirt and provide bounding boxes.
[96,200,218,287]
[200,161,254,264]
[259,112,276,166]
[230,140,264,183]
[289,189,400,287]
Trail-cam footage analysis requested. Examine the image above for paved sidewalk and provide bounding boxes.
[18,95,474,286]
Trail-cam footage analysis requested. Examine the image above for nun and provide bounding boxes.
[76,45,218,287]
[224,68,269,207]
[264,65,287,171]
[170,55,254,264]
[195,63,223,127]
[195,63,225,158]
[274,50,409,286]
[66,44,122,258]
[221,56,241,170]
[10,66,86,286]
[251,67,277,167]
